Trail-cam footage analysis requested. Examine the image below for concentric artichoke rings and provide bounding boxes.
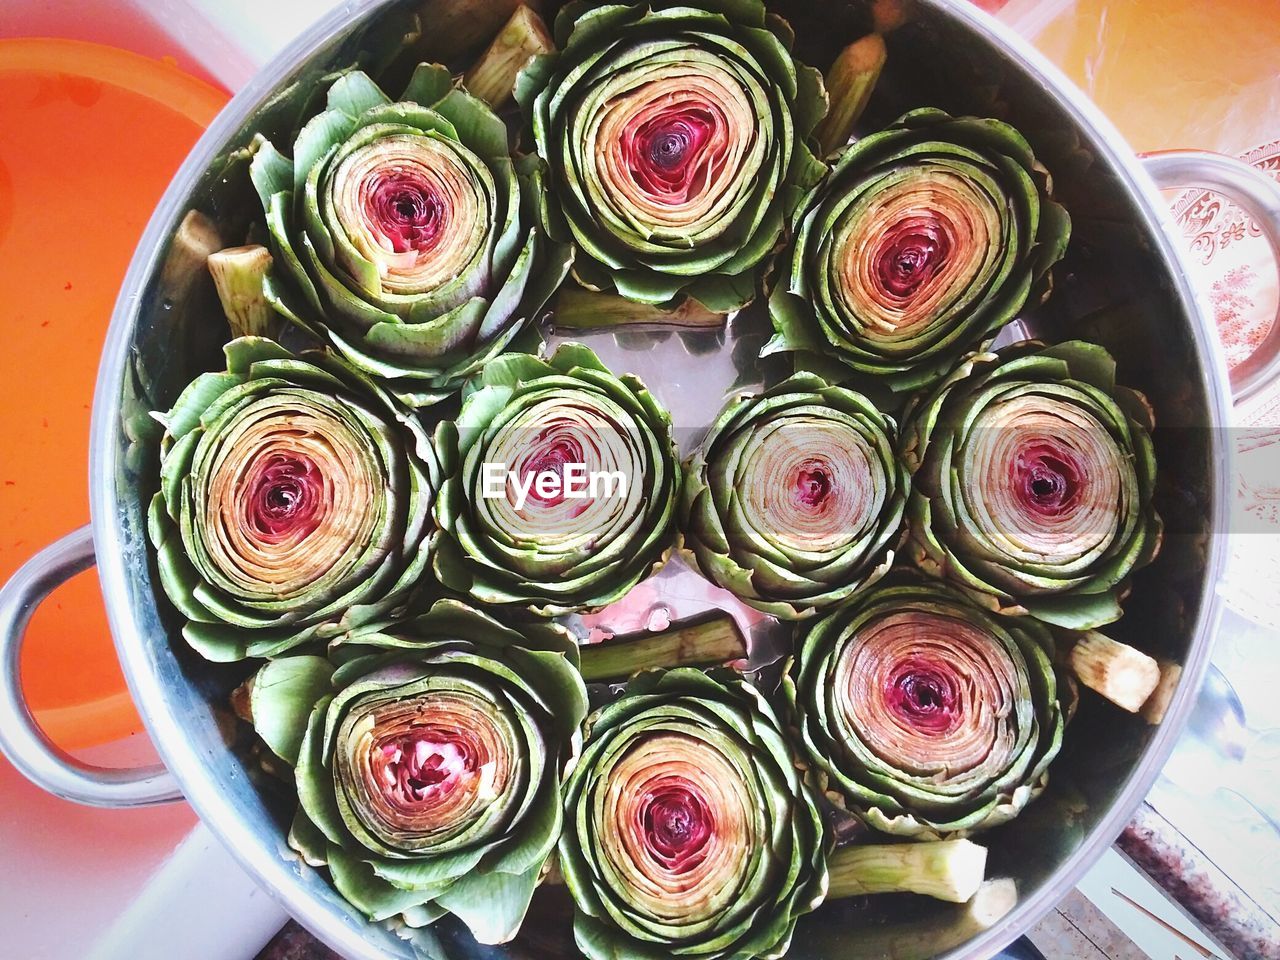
[681,372,907,618]
[433,343,681,616]
[785,581,1070,839]
[560,668,827,960]
[250,63,572,406]
[766,108,1071,392]
[148,337,440,661]
[516,0,828,311]
[902,339,1161,628]
[248,600,588,944]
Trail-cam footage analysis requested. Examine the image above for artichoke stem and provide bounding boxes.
[207,244,278,339]
[161,209,222,300]
[1068,631,1161,713]
[1140,658,1183,725]
[418,0,543,61]
[826,839,987,904]
[578,612,747,683]
[553,287,725,329]
[463,4,554,107]
[813,34,887,157]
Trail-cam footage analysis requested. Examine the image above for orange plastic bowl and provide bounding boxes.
[0,38,226,749]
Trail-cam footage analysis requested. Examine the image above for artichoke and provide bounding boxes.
[432,343,680,616]
[515,0,828,312]
[680,372,907,619]
[784,580,1071,839]
[766,108,1071,393]
[148,337,440,661]
[901,339,1161,629]
[246,599,588,943]
[249,63,572,407]
[560,668,827,960]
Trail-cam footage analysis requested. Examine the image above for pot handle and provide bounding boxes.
[0,526,182,807]
[1141,150,1280,404]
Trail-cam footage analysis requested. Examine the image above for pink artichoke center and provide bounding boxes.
[626,107,719,203]
[378,735,474,808]
[640,778,713,874]
[364,171,446,254]
[875,217,952,299]
[519,433,586,508]
[794,462,832,508]
[886,656,961,735]
[246,453,324,541]
[1012,440,1082,516]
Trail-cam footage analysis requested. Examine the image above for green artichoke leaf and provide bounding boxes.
[248,656,335,765]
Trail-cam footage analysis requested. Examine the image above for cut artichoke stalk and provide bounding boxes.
[577,611,747,683]
[463,5,554,108]
[1067,631,1161,714]
[552,287,725,330]
[1141,658,1183,725]
[418,0,544,63]
[813,34,887,158]
[902,340,1161,629]
[249,62,572,407]
[560,668,827,960]
[826,838,988,903]
[766,110,1071,393]
[161,209,222,301]
[148,337,441,661]
[785,579,1072,839]
[433,343,680,616]
[515,0,829,313]
[207,244,278,339]
[681,372,908,619]
[241,599,588,945]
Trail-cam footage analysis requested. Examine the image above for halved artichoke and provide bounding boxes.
[432,342,680,616]
[245,599,588,944]
[148,337,440,661]
[680,372,907,618]
[560,668,827,960]
[784,580,1072,839]
[766,108,1071,393]
[249,63,572,407]
[515,0,828,312]
[901,339,1161,629]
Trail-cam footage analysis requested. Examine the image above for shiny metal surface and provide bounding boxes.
[1,0,1251,956]
[0,526,181,806]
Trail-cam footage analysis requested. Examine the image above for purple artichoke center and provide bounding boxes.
[519,433,587,508]
[641,779,713,873]
[794,463,832,508]
[628,107,718,200]
[380,735,473,807]
[247,453,323,541]
[365,171,445,254]
[1013,442,1082,516]
[887,657,960,734]
[876,218,951,298]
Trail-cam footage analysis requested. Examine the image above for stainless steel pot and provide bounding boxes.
[4,1,1280,957]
